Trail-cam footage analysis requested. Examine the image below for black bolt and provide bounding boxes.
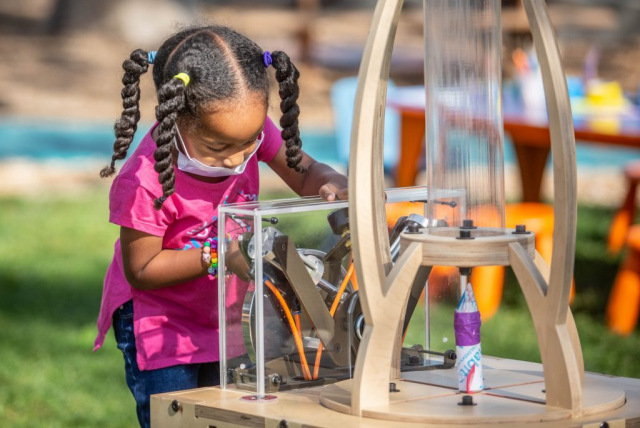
[409,355,420,365]
[279,420,289,428]
[280,243,286,250]
[461,219,477,229]
[542,389,546,393]
[513,224,531,234]
[389,382,400,393]
[444,349,457,360]
[271,374,282,386]
[170,399,182,412]
[333,343,342,353]
[456,229,474,240]
[600,422,609,428]
[458,395,477,406]
[406,223,423,234]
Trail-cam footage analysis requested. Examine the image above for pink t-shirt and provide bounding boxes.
[94,117,282,371]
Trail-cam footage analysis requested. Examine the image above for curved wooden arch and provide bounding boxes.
[347,0,404,415]
[518,0,583,413]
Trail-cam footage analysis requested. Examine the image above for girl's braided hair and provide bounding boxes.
[100,25,304,209]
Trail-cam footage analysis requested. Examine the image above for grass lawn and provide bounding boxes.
[1,188,639,427]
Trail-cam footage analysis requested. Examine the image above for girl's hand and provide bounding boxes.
[319,183,348,201]
[225,239,252,282]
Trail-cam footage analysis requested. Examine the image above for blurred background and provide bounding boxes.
[1,0,640,426]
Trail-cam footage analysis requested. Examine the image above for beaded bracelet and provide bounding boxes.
[202,239,219,277]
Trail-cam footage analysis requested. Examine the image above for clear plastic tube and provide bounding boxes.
[424,0,505,234]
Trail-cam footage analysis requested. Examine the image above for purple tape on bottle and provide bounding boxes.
[454,311,481,346]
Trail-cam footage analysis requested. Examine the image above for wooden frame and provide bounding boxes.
[337,0,612,421]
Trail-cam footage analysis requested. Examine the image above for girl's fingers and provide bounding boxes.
[319,184,348,201]
[319,185,336,201]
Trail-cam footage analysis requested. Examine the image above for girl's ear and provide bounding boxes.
[272,51,305,174]
[100,49,150,178]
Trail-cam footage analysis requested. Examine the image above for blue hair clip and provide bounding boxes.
[263,51,272,68]
[148,51,157,65]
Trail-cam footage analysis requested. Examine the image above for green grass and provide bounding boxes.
[1,190,639,426]
[0,191,135,427]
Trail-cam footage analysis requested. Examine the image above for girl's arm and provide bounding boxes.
[120,227,250,290]
[267,145,348,200]
[120,227,209,290]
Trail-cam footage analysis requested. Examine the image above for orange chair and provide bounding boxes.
[607,161,640,255]
[606,225,640,336]
[605,161,640,335]
[471,203,575,320]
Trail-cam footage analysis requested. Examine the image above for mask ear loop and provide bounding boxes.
[244,131,265,160]
[174,125,195,161]
[257,131,265,144]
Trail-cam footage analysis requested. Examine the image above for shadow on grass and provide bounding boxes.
[0,266,105,326]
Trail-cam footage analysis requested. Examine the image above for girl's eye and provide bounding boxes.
[204,136,258,154]
[206,146,225,154]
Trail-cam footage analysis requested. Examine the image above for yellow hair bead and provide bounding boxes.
[173,72,190,87]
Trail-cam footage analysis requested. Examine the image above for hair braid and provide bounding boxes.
[100,49,149,178]
[152,78,187,209]
[272,51,305,173]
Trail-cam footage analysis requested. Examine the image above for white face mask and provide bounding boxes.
[174,125,264,178]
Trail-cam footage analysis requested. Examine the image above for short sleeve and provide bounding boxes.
[109,176,172,237]
[257,116,283,163]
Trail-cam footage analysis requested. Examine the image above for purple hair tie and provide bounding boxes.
[263,51,272,68]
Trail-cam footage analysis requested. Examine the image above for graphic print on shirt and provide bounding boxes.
[180,188,258,251]
[187,219,214,238]
[237,190,258,202]
[183,214,217,250]
[224,190,259,234]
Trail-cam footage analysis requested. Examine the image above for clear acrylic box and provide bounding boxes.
[218,186,463,397]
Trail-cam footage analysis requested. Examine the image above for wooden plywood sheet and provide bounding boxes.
[487,373,626,415]
[363,392,570,424]
[401,365,545,391]
[152,370,640,428]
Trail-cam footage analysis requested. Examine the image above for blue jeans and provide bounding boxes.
[113,300,220,428]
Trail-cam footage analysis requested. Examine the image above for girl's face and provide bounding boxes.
[177,94,268,170]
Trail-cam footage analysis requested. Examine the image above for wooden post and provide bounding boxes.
[521,0,582,414]
[347,0,405,416]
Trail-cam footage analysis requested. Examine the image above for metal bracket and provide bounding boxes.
[272,236,351,367]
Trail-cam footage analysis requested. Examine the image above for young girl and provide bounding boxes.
[93,25,347,428]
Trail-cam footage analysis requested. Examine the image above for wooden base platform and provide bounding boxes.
[152,357,639,428]
[320,357,624,424]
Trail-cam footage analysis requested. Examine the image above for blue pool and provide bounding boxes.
[1,119,639,170]
[0,120,342,165]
